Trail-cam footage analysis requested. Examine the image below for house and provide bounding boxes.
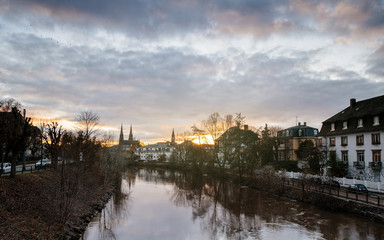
[318,95,384,182]
[277,122,319,165]
[215,125,259,166]
[135,142,175,162]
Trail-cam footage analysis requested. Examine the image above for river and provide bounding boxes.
[83,168,384,240]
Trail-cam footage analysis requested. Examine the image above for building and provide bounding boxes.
[215,125,258,165]
[119,124,140,152]
[318,95,384,182]
[134,130,176,162]
[277,122,319,165]
[135,141,175,162]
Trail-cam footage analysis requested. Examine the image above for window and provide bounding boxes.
[372,133,380,144]
[341,136,348,146]
[342,121,348,130]
[356,135,364,145]
[373,116,380,126]
[357,119,363,128]
[357,150,365,163]
[330,137,335,146]
[317,138,323,147]
[372,150,381,163]
[298,129,303,136]
[314,129,318,135]
[331,123,335,131]
[341,151,348,164]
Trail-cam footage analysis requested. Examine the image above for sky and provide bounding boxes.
[1,0,384,143]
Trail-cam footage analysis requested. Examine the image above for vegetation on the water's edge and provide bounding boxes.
[0,168,117,240]
[139,161,384,222]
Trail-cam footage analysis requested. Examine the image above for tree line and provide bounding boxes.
[170,112,347,179]
[0,98,122,221]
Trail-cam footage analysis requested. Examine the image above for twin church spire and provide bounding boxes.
[119,124,176,145]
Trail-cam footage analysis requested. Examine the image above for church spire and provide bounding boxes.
[128,124,133,142]
[171,128,175,145]
[119,124,124,145]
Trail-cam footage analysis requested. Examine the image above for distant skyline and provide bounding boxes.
[1,0,384,142]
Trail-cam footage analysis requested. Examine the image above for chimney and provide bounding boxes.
[298,122,301,126]
[350,98,356,109]
[304,122,307,126]
[244,125,248,130]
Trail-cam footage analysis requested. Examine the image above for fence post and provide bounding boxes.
[378,196,380,206]
[343,177,345,186]
[30,166,32,173]
[366,192,368,203]
[378,183,381,192]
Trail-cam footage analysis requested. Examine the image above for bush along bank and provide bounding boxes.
[0,164,119,240]
[243,167,384,223]
[140,162,384,223]
[64,187,116,240]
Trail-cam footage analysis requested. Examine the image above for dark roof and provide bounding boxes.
[319,95,384,136]
[278,124,318,138]
[323,95,384,123]
[216,127,258,142]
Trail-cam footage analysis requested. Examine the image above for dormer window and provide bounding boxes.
[331,123,335,131]
[373,116,380,126]
[342,121,348,130]
[298,129,303,136]
[357,119,363,128]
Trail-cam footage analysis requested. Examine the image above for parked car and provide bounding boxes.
[323,180,340,188]
[35,159,51,169]
[309,177,322,185]
[1,162,11,173]
[348,184,368,193]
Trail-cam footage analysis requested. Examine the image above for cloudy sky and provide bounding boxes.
[1,0,384,142]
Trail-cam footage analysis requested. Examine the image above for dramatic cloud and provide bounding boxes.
[1,0,383,142]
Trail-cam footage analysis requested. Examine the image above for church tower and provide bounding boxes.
[128,124,133,142]
[119,124,124,145]
[171,128,175,145]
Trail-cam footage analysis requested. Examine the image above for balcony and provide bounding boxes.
[369,161,382,170]
[353,161,365,169]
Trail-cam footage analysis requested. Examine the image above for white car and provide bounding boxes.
[35,159,51,169]
[1,162,11,173]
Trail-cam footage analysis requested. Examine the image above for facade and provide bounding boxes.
[135,142,175,161]
[134,130,176,162]
[318,96,384,182]
[277,122,319,167]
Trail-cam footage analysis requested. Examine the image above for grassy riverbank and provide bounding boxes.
[0,168,115,240]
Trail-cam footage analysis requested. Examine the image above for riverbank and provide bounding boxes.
[0,168,116,240]
[137,162,384,222]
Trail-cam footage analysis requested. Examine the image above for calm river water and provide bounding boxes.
[83,169,384,240]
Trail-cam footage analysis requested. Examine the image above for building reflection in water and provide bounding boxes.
[83,169,384,240]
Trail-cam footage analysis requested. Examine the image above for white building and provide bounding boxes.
[318,96,384,182]
[135,142,175,162]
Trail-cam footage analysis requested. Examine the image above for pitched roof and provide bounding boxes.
[323,95,384,123]
[319,95,384,136]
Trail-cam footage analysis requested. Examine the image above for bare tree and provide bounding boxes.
[0,98,21,112]
[202,112,223,141]
[44,122,65,169]
[75,111,100,141]
[234,113,245,128]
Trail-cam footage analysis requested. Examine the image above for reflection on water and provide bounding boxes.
[83,169,384,240]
